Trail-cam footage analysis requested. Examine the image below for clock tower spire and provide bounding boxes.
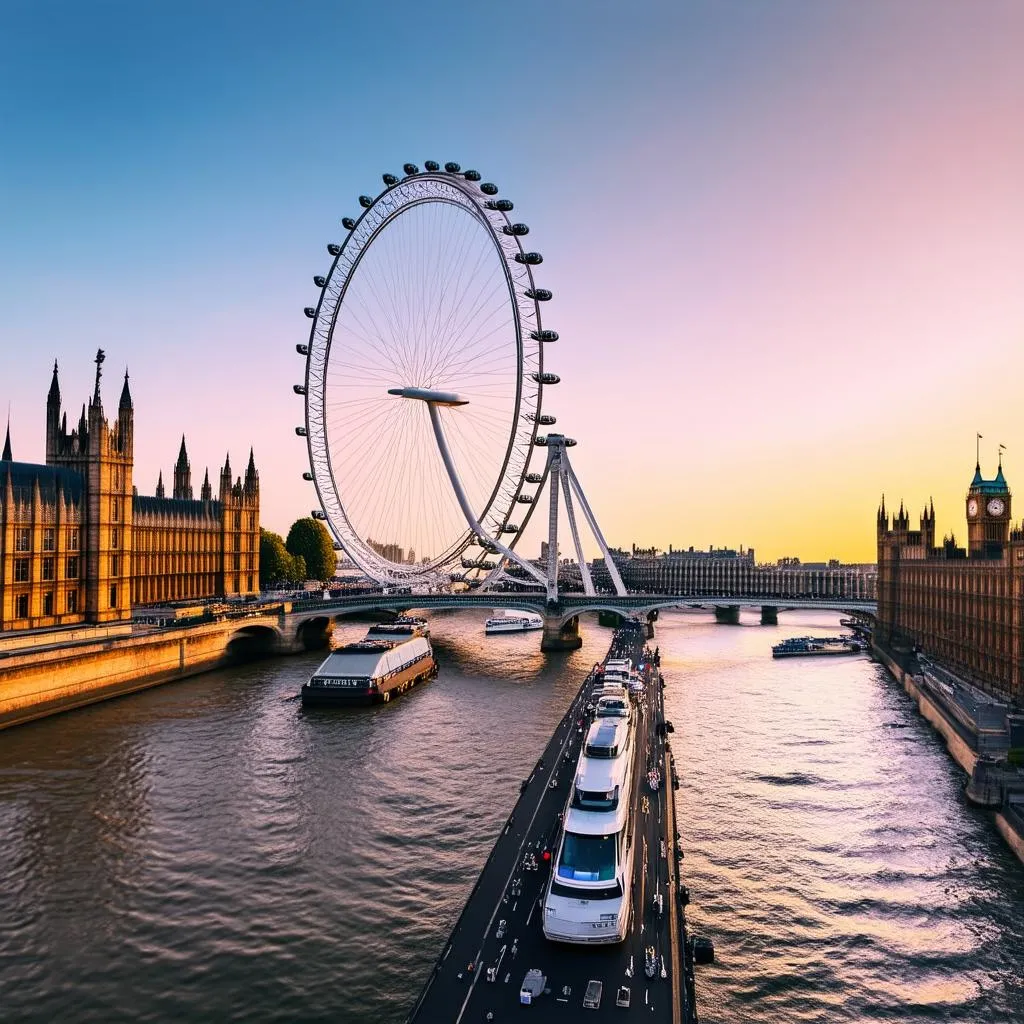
[966,448,1010,557]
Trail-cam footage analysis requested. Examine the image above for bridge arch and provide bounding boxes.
[226,624,282,662]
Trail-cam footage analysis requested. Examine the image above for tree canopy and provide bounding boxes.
[285,517,337,583]
[259,528,306,588]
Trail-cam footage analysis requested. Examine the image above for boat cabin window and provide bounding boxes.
[557,832,617,882]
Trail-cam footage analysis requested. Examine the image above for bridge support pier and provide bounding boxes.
[714,605,740,625]
[646,609,658,638]
[760,605,778,626]
[541,615,583,652]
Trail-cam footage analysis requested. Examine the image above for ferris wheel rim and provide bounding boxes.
[300,168,552,585]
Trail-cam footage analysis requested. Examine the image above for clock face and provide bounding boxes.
[967,498,979,518]
[987,498,1006,517]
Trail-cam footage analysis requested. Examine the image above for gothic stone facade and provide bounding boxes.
[0,356,259,632]
[877,462,1024,702]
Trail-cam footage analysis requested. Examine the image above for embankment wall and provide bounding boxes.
[0,618,287,731]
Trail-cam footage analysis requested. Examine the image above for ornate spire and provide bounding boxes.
[244,447,258,490]
[93,348,106,405]
[48,360,60,403]
[2,420,11,461]
[155,470,165,499]
[119,368,132,410]
[173,435,192,499]
[200,468,212,502]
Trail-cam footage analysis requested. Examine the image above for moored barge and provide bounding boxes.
[301,635,436,706]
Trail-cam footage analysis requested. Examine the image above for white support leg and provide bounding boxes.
[546,446,561,602]
[425,402,548,588]
[565,458,627,596]
[559,458,595,596]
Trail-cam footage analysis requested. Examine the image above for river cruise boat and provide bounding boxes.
[484,609,544,634]
[301,635,436,706]
[364,616,430,641]
[543,713,637,944]
[772,636,864,658]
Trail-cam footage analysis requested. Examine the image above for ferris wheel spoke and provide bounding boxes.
[338,298,413,380]
[422,213,488,378]
[349,270,415,383]
[428,258,512,369]
[424,239,498,381]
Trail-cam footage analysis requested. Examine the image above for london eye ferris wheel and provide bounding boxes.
[296,162,561,588]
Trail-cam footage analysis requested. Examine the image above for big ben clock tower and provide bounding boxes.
[966,455,1011,557]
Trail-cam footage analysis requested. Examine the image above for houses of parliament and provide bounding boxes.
[877,455,1024,702]
[0,352,260,632]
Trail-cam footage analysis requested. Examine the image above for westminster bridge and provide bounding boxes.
[225,589,879,655]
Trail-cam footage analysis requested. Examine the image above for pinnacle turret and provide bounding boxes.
[119,369,133,410]
[155,470,165,499]
[173,435,193,499]
[2,421,11,461]
[244,447,258,493]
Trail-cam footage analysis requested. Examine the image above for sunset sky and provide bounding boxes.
[2,1,1023,564]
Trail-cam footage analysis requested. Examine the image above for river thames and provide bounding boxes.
[1,609,1022,1022]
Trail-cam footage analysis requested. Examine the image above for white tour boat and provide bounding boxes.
[484,609,544,634]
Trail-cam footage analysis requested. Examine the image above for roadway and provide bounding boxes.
[407,625,696,1023]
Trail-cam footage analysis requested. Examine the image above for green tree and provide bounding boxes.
[286,517,337,582]
[260,529,308,588]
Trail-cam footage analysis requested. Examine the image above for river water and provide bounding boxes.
[0,609,1022,1023]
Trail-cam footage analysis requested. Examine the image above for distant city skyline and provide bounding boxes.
[3,1,1023,563]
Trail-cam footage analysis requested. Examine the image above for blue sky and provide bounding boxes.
[3,1,1023,561]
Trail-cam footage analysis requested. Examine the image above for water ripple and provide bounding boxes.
[1,609,1022,1023]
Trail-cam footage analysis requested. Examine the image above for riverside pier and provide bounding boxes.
[408,620,708,1023]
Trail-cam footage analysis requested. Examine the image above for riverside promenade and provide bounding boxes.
[408,622,706,1023]
[0,602,320,731]
[874,640,1024,866]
